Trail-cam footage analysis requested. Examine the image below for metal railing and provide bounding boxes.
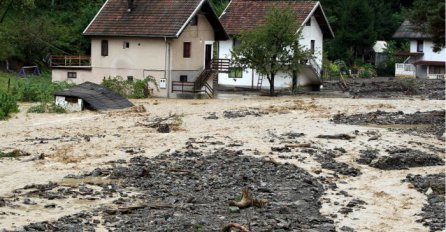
[50,55,91,67]
[172,81,214,98]
[211,59,230,72]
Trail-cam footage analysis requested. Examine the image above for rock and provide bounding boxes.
[44,203,56,208]
[0,198,6,207]
[204,112,219,120]
[357,149,378,165]
[371,148,444,170]
[157,124,171,133]
[228,206,240,213]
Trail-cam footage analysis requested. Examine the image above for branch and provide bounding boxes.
[222,223,251,232]
[0,0,13,24]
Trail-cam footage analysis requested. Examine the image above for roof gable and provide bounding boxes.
[220,0,334,38]
[83,0,227,40]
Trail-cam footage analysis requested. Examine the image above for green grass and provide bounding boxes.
[0,72,15,92]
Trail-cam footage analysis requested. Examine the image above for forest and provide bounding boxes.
[0,0,444,72]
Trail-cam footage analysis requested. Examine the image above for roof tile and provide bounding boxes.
[220,0,318,35]
[84,0,203,37]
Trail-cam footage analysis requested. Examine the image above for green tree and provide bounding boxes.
[210,0,229,16]
[406,0,445,52]
[321,0,407,64]
[231,8,313,96]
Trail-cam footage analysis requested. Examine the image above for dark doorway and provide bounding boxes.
[205,44,212,70]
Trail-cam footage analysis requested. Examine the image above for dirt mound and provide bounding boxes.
[23,149,335,231]
[345,78,445,99]
[313,149,361,177]
[368,148,444,170]
[223,108,269,118]
[404,173,445,232]
[333,110,445,138]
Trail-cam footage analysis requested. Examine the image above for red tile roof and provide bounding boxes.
[220,0,334,38]
[84,0,227,39]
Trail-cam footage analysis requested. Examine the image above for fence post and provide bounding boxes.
[7,78,10,93]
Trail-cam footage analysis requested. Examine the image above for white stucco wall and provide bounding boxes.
[410,40,446,61]
[55,96,83,112]
[218,15,324,89]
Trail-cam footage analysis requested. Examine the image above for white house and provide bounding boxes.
[50,0,228,98]
[217,0,334,90]
[393,20,445,79]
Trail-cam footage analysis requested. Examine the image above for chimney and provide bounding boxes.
[127,0,134,12]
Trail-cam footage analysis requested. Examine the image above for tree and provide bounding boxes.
[321,0,407,64]
[210,0,229,16]
[406,0,445,52]
[231,8,313,96]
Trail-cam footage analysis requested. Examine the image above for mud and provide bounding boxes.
[332,110,445,138]
[223,108,269,118]
[313,149,361,177]
[360,148,445,170]
[404,173,445,232]
[20,149,335,231]
[345,78,445,100]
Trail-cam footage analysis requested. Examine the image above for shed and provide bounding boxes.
[54,82,134,111]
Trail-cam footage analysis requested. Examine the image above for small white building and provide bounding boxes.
[373,41,388,66]
[393,20,445,79]
[217,0,334,90]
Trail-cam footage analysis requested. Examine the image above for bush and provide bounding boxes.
[0,91,19,120]
[357,64,377,78]
[27,103,66,114]
[102,76,158,99]
[10,76,72,102]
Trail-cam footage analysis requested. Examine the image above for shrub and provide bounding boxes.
[10,76,72,102]
[27,103,66,114]
[102,76,158,99]
[357,64,377,78]
[0,91,19,120]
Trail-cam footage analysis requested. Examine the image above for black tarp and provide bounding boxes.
[54,82,134,111]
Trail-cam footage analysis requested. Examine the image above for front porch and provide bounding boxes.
[171,59,229,98]
[395,63,445,79]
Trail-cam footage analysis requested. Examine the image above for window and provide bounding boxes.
[417,40,423,52]
[101,40,108,56]
[306,19,311,26]
[229,67,243,78]
[311,40,315,54]
[123,41,130,49]
[67,72,77,79]
[180,75,188,82]
[127,76,134,82]
[190,15,198,26]
[183,42,191,58]
[233,38,241,48]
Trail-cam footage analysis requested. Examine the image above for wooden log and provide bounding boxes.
[284,143,311,148]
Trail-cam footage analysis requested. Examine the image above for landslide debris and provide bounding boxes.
[22,149,335,231]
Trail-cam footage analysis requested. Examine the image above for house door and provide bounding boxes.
[205,44,212,70]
